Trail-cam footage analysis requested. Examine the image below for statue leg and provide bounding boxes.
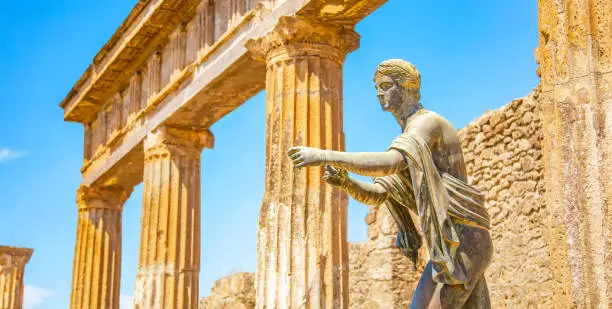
[410,261,477,309]
[461,275,490,309]
[412,225,493,309]
[434,283,474,309]
[409,261,437,309]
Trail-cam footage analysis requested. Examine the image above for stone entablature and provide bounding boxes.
[60,0,260,124]
[63,0,387,191]
[74,0,258,178]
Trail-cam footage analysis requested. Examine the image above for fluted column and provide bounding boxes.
[0,246,33,309]
[133,125,213,309]
[246,16,359,309]
[536,0,611,308]
[70,185,132,309]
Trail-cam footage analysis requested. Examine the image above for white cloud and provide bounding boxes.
[23,285,53,309]
[0,148,25,162]
[120,294,134,309]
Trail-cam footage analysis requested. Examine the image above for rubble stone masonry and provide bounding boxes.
[199,272,255,309]
[458,94,554,308]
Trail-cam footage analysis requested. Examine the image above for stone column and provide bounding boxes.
[133,125,213,309]
[536,0,611,307]
[70,185,132,309]
[246,16,359,309]
[0,246,33,309]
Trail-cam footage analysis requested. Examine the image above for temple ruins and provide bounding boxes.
[0,246,33,309]
[52,0,611,308]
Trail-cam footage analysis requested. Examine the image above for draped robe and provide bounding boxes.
[374,132,491,288]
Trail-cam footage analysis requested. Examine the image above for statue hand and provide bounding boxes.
[322,165,348,187]
[287,146,326,168]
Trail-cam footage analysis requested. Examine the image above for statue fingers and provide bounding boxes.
[327,165,341,173]
[287,146,302,156]
[295,160,310,168]
[324,165,338,174]
[292,157,304,165]
[323,175,341,186]
[323,171,339,180]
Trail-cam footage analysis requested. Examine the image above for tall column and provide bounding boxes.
[246,16,359,309]
[0,246,33,309]
[536,0,611,308]
[70,185,132,309]
[133,125,213,309]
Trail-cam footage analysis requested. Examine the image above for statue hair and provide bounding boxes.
[375,59,422,102]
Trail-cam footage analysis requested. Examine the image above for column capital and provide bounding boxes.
[144,125,214,161]
[0,246,33,270]
[245,16,360,64]
[76,185,133,211]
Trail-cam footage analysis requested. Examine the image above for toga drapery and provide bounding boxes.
[374,131,491,288]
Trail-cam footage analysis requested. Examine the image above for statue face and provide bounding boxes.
[374,73,405,113]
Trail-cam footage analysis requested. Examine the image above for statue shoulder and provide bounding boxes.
[404,110,444,133]
[403,110,458,149]
[413,111,458,132]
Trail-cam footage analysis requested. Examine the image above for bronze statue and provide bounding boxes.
[288,59,493,308]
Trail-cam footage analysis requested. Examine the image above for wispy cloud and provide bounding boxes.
[120,294,134,308]
[23,285,53,309]
[0,147,25,163]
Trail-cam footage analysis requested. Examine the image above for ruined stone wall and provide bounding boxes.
[458,94,554,308]
[199,272,255,309]
[348,203,425,309]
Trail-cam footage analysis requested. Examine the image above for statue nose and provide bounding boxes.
[377,94,384,102]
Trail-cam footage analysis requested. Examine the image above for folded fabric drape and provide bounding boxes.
[375,132,490,287]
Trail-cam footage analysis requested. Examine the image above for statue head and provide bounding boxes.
[373,59,421,115]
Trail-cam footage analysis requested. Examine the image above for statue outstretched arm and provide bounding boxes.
[288,147,406,177]
[322,166,388,205]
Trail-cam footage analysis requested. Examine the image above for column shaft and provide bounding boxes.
[0,247,33,309]
[246,16,359,309]
[70,186,131,309]
[536,0,611,307]
[134,126,212,309]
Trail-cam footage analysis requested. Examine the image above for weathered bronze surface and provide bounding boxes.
[288,59,493,308]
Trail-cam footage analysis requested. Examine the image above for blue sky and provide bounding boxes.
[0,1,538,308]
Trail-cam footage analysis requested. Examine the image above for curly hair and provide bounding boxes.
[374,59,421,101]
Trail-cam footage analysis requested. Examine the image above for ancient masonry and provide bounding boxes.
[458,95,552,308]
[347,199,424,308]
[59,1,384,308]
[50,0,610,308]
[199,272,255,309]
[199,94,553,309]
[0,246,33,309]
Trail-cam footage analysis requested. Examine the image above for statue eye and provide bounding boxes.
[380,82,392,90]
